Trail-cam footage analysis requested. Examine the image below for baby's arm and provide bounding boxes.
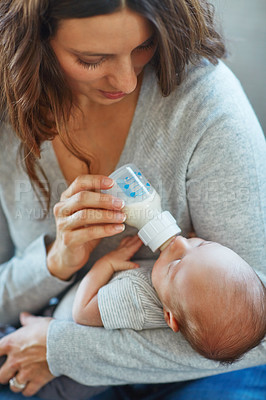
[72,236,142,326]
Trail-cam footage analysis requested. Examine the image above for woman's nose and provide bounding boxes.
[108,56,138,94]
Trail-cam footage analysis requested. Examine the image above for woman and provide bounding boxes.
[0,0,265,399]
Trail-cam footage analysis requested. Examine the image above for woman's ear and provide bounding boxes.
[163,308,179,332]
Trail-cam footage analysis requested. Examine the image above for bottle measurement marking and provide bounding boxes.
[124,173,150,198]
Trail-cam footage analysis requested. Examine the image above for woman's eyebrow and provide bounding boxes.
[68,34,155,57]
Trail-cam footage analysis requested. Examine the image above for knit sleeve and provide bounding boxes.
[98,269,168,330]
[0,231,75,325]
[0,196,74,326]
[98,275,145,330]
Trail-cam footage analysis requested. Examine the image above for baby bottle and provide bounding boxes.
[104,163,181,252]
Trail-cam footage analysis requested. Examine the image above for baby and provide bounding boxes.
[72,235,266,363]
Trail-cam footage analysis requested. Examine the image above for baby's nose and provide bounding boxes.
[167,235,190,257]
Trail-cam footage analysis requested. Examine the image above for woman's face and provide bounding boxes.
[50,8,157,106]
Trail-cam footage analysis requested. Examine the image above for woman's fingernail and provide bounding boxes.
[115,213,126,222]
[114,224,125,232]
[103,178,114,187]
[112,198,125,209]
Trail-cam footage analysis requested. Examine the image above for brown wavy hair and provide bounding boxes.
[0,0,226,212]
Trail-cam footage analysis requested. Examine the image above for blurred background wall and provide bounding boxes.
[211,0,266,134]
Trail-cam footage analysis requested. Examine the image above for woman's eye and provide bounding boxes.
[135,37,156,52]
[75,36,156,70]
[75,57,106,70]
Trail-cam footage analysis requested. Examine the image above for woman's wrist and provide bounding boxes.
[46,242,73,281]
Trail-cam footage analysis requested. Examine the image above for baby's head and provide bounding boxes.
[152,236,266,363]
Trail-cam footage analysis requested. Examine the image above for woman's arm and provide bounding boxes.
[72,235,142,325]
[47,320,266,386]
[0,200,74,325]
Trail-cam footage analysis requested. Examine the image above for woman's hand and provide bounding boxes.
[47,174,126,280]
[0,313,54,397]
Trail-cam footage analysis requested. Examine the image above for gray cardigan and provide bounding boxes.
[0,60,265,385]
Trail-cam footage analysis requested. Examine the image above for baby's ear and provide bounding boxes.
[163,308,179,332]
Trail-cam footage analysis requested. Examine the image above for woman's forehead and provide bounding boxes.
[54,9,153,53]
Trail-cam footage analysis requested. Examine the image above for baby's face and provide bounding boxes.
[151,236,234,311]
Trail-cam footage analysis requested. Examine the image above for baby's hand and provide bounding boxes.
[104,235,143,273]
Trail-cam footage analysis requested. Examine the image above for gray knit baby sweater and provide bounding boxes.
[98,265,168,330]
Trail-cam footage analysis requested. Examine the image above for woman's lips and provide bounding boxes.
[99,90,126,100]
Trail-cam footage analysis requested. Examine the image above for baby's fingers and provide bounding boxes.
[118,235,143,251]
[113,260,139,272]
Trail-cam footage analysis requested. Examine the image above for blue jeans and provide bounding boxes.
[0,365,265,400]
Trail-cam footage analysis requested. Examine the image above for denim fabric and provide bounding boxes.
[91,365,266,400]
[0,386,41,400]
[0,365,265,400]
